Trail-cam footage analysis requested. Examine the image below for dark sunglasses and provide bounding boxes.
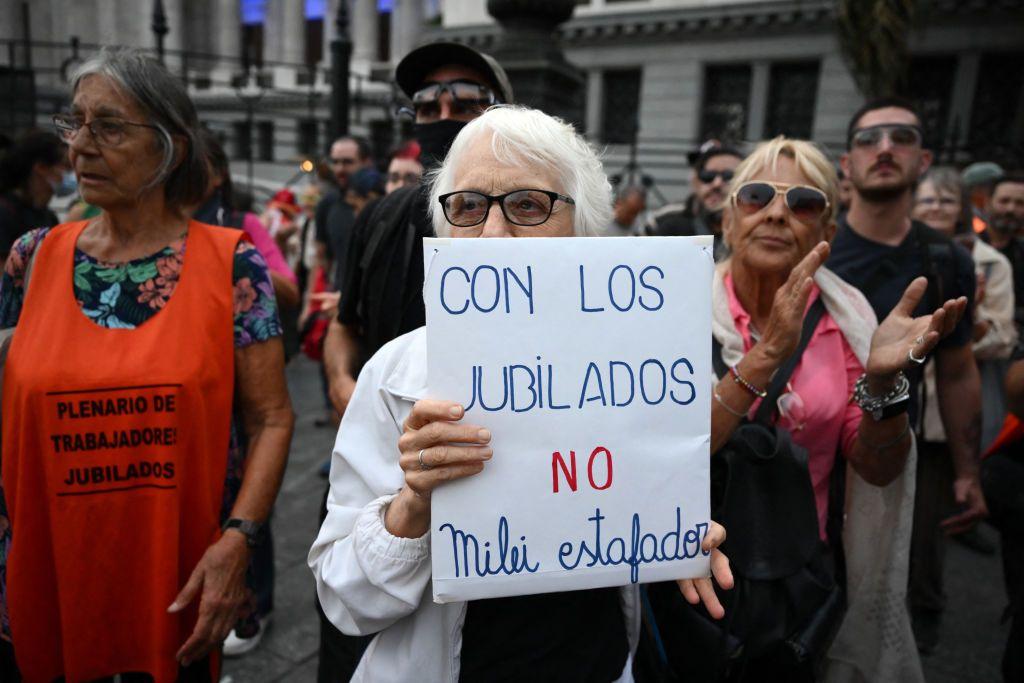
[849,124,923,150]
[438,189,575,228]
[731,181,830,224]
[408,80,495,118]
[697,169,735,184]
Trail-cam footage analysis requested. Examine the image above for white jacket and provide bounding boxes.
[308,327,642,683]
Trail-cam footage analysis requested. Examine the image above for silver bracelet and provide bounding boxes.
[713,386,748,418]
[852,371,910,420]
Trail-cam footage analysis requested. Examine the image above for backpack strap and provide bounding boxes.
[753,298,827,424]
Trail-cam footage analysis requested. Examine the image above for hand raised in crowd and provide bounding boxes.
[384,400,493,539]
[865,276,968,389]
[757,241,831,362]
[676,521,734,620]
[168,532,251,666]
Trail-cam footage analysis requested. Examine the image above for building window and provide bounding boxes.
[970,52,1024,164]
[258,121,275,162]
[700,65,751,144]
[233,121,252,160]
[764,61,820,139]
[376,2,392,63]
[241,0,266,70]
[601,68,642,144]
[298,118,319,156]
[906,56,957,151]
[305,0,325,66]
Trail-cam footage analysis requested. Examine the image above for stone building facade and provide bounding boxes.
[432,0,1024,203]
[0,0,434,193]
[2,0,1022,202]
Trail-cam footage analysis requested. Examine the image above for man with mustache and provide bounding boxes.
[982,174,1024,330]
[646,142,741,260]
[826,97,986,655]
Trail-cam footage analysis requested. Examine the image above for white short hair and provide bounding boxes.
[428,105,612,236]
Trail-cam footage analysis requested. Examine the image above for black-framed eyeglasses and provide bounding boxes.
[730,181,830,224]
[697,169,735,184]
[438,189,575,228]
[849,124,923,150]
[52,113,161,147]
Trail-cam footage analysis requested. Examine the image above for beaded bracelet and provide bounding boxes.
[729,364,767,399]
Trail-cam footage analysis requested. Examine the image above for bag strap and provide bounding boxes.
[753,298,827,424]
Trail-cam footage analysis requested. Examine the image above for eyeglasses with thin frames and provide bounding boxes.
[52,113,161,147]
[438,189,575,228]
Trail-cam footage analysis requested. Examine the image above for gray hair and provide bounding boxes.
[919,165,973,235]
[428,105,612,236]
[71,47,209,207]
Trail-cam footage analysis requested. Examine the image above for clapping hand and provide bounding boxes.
[866,277,968,386]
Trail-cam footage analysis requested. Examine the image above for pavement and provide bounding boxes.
[223,356,1011,682]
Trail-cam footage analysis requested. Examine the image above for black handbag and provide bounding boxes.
[638,299,847,682]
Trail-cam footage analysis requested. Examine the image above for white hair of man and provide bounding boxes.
[428,105,612,236]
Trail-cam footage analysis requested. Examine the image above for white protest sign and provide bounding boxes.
[424,235,713,603]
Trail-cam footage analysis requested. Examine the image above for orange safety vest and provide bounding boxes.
[2,220,239,682]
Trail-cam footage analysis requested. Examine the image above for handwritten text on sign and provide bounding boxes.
[425,236,713,602]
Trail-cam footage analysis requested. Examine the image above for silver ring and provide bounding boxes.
[418,449,432,470]
[908,347,927,364]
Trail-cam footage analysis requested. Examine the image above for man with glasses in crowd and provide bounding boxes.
[314,42,513,682]
[646,140,742,260]
[981,174,1024,331]
[826,97,986,655]
[315,135,373,288]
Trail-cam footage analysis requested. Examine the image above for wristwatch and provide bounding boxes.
[221,518,263,547]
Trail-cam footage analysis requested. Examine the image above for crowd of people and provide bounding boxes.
[0,37,1019,683]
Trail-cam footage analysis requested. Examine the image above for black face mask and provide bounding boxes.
[415,119,469,170]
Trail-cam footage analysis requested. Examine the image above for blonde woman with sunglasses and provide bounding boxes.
[707,136,968,681]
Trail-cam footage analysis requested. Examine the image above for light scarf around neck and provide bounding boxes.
[712,260,924,683]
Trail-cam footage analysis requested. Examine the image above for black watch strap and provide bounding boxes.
[870,395,911,421]
[222,518,262,547]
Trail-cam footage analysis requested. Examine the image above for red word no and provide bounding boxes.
[551,446,613,493]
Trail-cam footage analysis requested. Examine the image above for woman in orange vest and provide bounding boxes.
[0,47,293,682]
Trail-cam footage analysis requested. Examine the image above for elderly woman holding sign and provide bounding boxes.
[646,137,968,681]
[309,105,732,681]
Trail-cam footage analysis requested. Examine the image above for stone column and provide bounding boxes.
[213,0,242,80]
[745,60,770,141]
[390,0,424,65]
[265,0,306,86]
[351,0,379,75]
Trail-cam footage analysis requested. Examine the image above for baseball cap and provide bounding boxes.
[395,42,514,105]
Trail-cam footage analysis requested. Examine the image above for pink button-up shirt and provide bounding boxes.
[724,272,863,539]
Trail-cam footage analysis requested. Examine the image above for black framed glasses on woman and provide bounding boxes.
[52,113,161,147]
[438,189,576,228]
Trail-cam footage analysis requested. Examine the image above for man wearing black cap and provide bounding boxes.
[646,141,742,260]
[320,42,513,420]
[315,42,512,682]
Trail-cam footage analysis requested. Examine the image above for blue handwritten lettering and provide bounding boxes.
[438,517,540,578]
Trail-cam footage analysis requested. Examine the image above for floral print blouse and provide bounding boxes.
[0,226,282,641]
